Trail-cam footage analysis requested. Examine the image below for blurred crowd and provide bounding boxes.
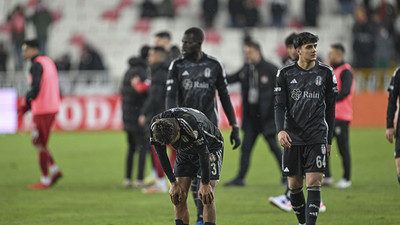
[1,0,400,91]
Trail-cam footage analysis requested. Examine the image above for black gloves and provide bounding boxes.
[230,124,241,150]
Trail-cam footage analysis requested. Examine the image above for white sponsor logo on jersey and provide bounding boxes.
[290,78,297,84]
[182,70,190,76]
[291,89,302,100]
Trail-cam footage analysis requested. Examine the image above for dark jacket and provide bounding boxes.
[227,58,278,136]
[121,57,148,131]
[141,61,169,118]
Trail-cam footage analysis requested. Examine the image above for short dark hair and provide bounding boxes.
[285,33,297,47]
[140,45,150,59]
[293,32,319,49]
[155,31,171,40]
[23,39,40,49]
[184,27,204,43]
[152,46,167,58]
[331,43,345,54]
[152,118,179,145]
[245,41,261,53]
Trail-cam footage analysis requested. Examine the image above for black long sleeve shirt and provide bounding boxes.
[274,61,338,145]
[26,55,43,106]
[165,53,237,127]
[150,107,224,184]
[331,62,353,102]
[387,67,400,136]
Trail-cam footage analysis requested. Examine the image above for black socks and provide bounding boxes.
[289,187,306,224]
[306,186,321,225]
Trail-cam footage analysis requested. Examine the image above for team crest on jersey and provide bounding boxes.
[261,75,268,84]
[209,153,216,162]
[192,130,199,139]
[204,68,211,78]
[291,89,302,101]
[315,76,322,86]
[182,79,193,90]
[181,135,189,143]
[321,144,326,154]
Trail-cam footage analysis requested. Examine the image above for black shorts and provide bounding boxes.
[282,143,327,176]
[395,138,400,158]
[174,148,223,181]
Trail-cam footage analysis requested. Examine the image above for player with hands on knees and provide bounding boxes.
[150,107,224,225]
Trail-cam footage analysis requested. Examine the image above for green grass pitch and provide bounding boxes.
[0,129,399,225]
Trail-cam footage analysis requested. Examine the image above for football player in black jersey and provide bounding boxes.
[386,67,400,184]
[274,32,337,225]
[166,27,241,225]
[150,107,224,225]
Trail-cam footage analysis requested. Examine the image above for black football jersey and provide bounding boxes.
[387,67,400,136]
[165,53,236,126]
[274,61,338,145]
[150,107,224,154]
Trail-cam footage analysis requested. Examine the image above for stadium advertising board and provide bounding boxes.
[17,94,243,131]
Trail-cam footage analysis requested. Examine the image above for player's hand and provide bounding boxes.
[130,76,140,88]
[138,115,146,127]
[278,130,292,148]
[230,124,241,150]
[386,128,395,144]
[327,144,332,156]
[169,181,184,205]
[198,183,214,205]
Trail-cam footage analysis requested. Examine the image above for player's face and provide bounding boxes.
[286,44,298,60]
[297,42,317,62]
[328,47,340,65]
[244,46,261,64]
[22,44,38,59]
[181,34,201,58]
[154,37,167,48]
[147,49,157,65]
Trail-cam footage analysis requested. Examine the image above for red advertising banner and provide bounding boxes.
[18,93,243,131]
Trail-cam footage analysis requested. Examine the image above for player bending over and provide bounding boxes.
[150,107,223,225]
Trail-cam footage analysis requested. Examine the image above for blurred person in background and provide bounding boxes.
[54,54,71,71]
[27,0,53,56]
[154,31,181,64]
[166,27,241,225]
[282,32,298,65]
[120,45,150,188]
[7,5,25,70]
[352,6,376,69]
[304,0,320,27]
[78,44,106,71]
[141,0,158,18]
[18,39,62,189]
[386,66,400,185]
[138,46,170,193]
[322,43,354,189]
[224,41,283,187]
[156,0,175,18]
[0,42,8,72]
[143,31,181,186]
[270,0,288,28]
[202,0,219,28]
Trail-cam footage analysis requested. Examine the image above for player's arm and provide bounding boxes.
[386,70,400,143]
[325,70,338,148]
[25,62,43,107]
[274,69,292,148]
[165,60,179,109]
[226,65,244,84]
[336,69,353,102]
[195,134,214,204]
[215,64,241,149]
